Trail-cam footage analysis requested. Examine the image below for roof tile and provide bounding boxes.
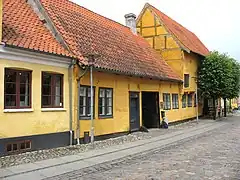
[2,0,73,58]
[40,0,181,81]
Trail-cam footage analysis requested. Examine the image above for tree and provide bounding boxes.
[222,58,240,116]
[198,51,232,119]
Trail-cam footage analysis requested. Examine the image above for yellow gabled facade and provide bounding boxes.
[137,6,203,118]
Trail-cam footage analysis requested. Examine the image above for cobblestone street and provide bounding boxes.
[46,117,240,180]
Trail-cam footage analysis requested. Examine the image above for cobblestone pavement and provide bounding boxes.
[46,117,240,180]
[0,119,199,168]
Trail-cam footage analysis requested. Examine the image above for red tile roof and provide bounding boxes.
[39,0,181,81]
[147,3,209,56]
[2,0,73,58]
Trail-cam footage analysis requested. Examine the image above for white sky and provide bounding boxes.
[72,0,240,60]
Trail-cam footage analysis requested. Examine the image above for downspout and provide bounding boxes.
[76,65,89,145]
[68,59,76,146]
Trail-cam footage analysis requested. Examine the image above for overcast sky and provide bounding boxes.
[72,0,240,60]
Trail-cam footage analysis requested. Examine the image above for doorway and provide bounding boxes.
[129,92,140,132]
[142,92,160,128]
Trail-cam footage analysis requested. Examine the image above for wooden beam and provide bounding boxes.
[137,25,162,29]
[154,15,157,36]
[143,34,171,39]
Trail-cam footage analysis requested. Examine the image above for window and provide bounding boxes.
[172,94,179,109]
[99,88,113,118]
[184,74,190,88]
[6,140,31,153]
[164,35,167,49]
[194,93,197,107]
[42,72,63,108]
[182,94,187,108]
[4,68,31,109]
[188,93,193,107]
[163,93,171,110]
[79,86,95,119]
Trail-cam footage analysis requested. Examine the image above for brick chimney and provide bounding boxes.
[124,13,137,34]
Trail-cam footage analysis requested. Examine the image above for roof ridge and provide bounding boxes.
[66,0,130,30]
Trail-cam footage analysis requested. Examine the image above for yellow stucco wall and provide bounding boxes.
[0,59,70,138]
[136,7,202,121]
[137,8,183,78]
[73,70,199,138]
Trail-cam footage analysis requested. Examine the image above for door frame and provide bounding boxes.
[129,91,140,132]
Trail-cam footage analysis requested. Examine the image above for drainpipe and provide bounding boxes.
[68,59,76,146]
[76,66,89,145]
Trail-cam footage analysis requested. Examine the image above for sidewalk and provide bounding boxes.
[0,120,227,180]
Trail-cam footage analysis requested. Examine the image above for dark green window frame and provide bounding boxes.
[182,94,187,108]
[98,88,113,118]
[79,85,95,120]
[163,93,171,110]
[172,94,179,109]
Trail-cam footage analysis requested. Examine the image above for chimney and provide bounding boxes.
[124,13,137,34]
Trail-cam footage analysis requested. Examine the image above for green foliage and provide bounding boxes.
[198,51,240,99]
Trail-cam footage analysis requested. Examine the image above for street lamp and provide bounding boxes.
[192,76,199,124]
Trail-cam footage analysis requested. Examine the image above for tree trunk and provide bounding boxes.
[203,98,209,116]
[229,99,232,112]
[224,98,227,117]
[213,97,216,120]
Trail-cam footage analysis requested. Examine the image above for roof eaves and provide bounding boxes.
[83,64,182,83]
[4,43,75,59]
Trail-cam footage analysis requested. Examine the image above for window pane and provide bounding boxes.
[20,95,29,107]
[80,107,86,116]
[99,89,105,97]
[107,106,112,115]
[54,96,61,107]
[106,89,112,98]
[80,96,86,106]
[5,83,16,94]
[55,75,61,96]
[42,96,51,106]
[87,97,91,115]
[5,70,16,82]
[43,74,51,85]
[88,88,91,97]
[184,74,190,88]
[20,72,30,84]
[42,85,51,95]
[20,83,30,95]
[5,95,16,107]
[107,97,112,106]
[80,87,86,96]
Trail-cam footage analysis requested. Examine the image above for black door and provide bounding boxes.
[129,92,140,132]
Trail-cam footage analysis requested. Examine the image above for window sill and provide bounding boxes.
[3,109,34,113]
[99,115,113,119]
[41,108,66,112]
[79,116,95,120]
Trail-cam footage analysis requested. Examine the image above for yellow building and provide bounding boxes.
[1,0,210,155]
[137,3,209,119]
[0,0,74,155]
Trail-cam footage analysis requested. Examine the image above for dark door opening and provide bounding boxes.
[142,92,160,129]
[129,92,140,132]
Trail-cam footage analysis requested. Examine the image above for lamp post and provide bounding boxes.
[192,76,199,124]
